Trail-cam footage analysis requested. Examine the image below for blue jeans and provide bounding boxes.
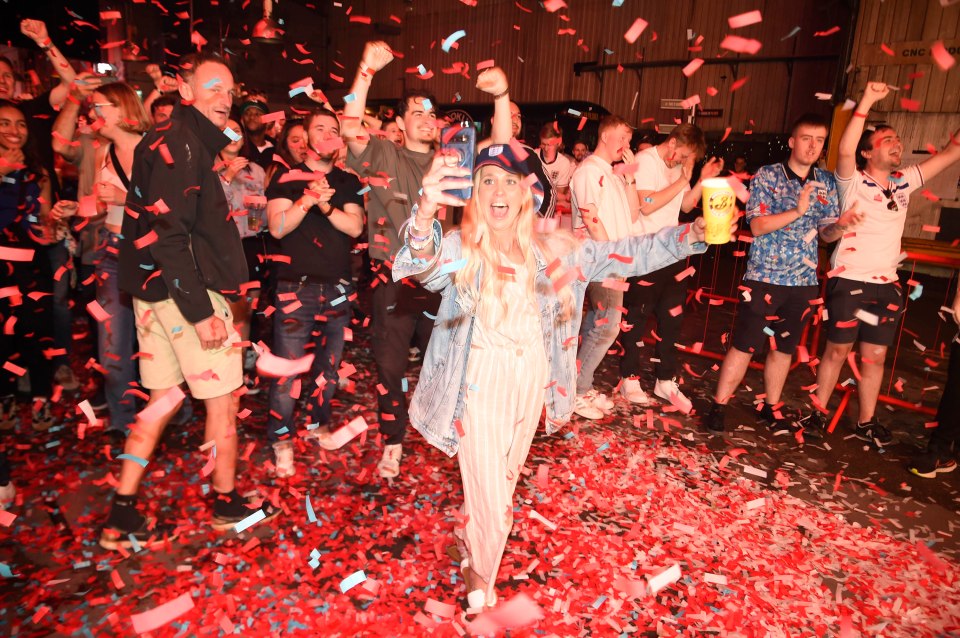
[576,282,623,395]
[47,242,72,369]
[95,230,138,431]
[266,280,352,442]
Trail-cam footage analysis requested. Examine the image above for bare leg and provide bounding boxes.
[713,347,753,404]
[203,392,239,494]
[763,350,793,405]
[815,341,854,409]
[856,342,887,422]
[116,388,181,496]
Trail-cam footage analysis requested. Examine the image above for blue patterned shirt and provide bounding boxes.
[744,163,839,286]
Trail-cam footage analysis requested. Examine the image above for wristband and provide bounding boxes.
[493,88,509,100]
[320,202,333,217]
[40,39,53,51]
[852,111,867,118]
[359,62,375,77]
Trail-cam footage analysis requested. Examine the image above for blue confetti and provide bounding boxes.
[422,98,433,112]
[909,283,923,301]
[339,570,366,593]
[343,93,356,103]
[591,595,607,609]
[223,127,242,142]
[612,0,625,5]
[117,453,148,467]
[762,326,776,337]
[202,77,222,89]
[234,509,267,533]
[330,295,348,306]
[0,563,13,578]
[423,311,437,320]
[306,493,317,523]
[417,64,427,75]
[440,258,468,275]
[441,29,467,53]
[402,377,409,392]
[357,185,371,195]
[288,86,309,98]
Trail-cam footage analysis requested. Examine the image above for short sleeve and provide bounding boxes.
[745,166,777,222]
[633,151,660,193]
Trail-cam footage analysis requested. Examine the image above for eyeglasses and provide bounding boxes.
[91,102,114,117]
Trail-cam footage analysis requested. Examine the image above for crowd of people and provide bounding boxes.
[0,20,959,614]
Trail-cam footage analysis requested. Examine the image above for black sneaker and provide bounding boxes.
[31,399,54,432]
[759,403,800,437]
[0,395,16,431]
[211,490,281,532]
[909,450,958,478]
[794,411,826,438]
[99,511,179,551]
[854,417,893,447]
[703,402,725,433]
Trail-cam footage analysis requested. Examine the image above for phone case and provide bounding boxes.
[440,125,476,201]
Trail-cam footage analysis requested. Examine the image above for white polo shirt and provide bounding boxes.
[633,145,688,235]
[831,165,923,283]
[570,154,634,241]
[537,150,576,190]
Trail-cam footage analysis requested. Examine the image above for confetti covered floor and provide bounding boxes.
[1,256,959,637]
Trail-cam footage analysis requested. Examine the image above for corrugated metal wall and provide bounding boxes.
[324,0,851,135]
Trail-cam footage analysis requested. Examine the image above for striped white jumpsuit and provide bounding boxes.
[455,261,549,605]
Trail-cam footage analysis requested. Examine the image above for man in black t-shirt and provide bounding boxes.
[264,109,364,478]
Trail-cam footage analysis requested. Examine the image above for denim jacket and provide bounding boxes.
[392,222,707,457]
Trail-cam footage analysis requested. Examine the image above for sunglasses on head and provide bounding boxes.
[879,186,898,211]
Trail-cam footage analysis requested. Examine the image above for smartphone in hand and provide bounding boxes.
[439,124,476,201]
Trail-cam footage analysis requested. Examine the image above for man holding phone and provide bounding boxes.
[343,41,513,478]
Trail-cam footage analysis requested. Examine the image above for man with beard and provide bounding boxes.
[239,92,275,169]
[264,109,364,477]
[794,82,960,446]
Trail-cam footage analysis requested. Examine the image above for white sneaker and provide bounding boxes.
[573,393,604,420]
[272,441,295,478]
[654,378,692,414]
[378,444,403,478]
[619,377,653,405]
[587,389,615,413]
[0,481,14,509]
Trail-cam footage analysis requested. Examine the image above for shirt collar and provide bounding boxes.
[781,162,812,184]
[174,103,230,155]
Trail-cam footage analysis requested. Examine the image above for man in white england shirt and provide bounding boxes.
[794,81,960,445]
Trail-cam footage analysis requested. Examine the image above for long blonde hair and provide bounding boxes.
[454,172,577,324]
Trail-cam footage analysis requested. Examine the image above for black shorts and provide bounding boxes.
[242,235,269,284]
[825,278,904,346]
[730,280,819,355]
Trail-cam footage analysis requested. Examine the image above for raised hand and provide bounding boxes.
[20,19,49,45]
[863,81,890,104]
[418,150,473,219]
[362,41,395,73]
[476,67,508,96]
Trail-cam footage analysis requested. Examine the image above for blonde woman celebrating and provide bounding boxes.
[393,145,729,612]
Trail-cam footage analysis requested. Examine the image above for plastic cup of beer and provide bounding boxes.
[701,178,736,245]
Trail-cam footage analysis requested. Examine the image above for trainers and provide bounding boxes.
[0,482,15,509]
[653,378,692,414]
[757,402,798,436]
[31,399,54,432]
[704,402,725,433]
[573,393,604,420]
[909,450,958,478]
[794,410,826,437]
[378,443,403,478]
[99,511,179,551]
[243,374,261,396]
[211,490,282,531]
[619,378,653,405]
[589,390,615,413]
[273,441,295,478]
[54,365,80,391]
[855,417,893,447]
[0,395,15,431]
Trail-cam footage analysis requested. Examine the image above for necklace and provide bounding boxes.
[861,170,899,211]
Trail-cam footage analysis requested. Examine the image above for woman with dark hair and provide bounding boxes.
[393,145,726,612]
[264,118,307,185]
[0,99,57,436]
[51,83,150,439]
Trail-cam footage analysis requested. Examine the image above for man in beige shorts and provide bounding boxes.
[100,52,278,549]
